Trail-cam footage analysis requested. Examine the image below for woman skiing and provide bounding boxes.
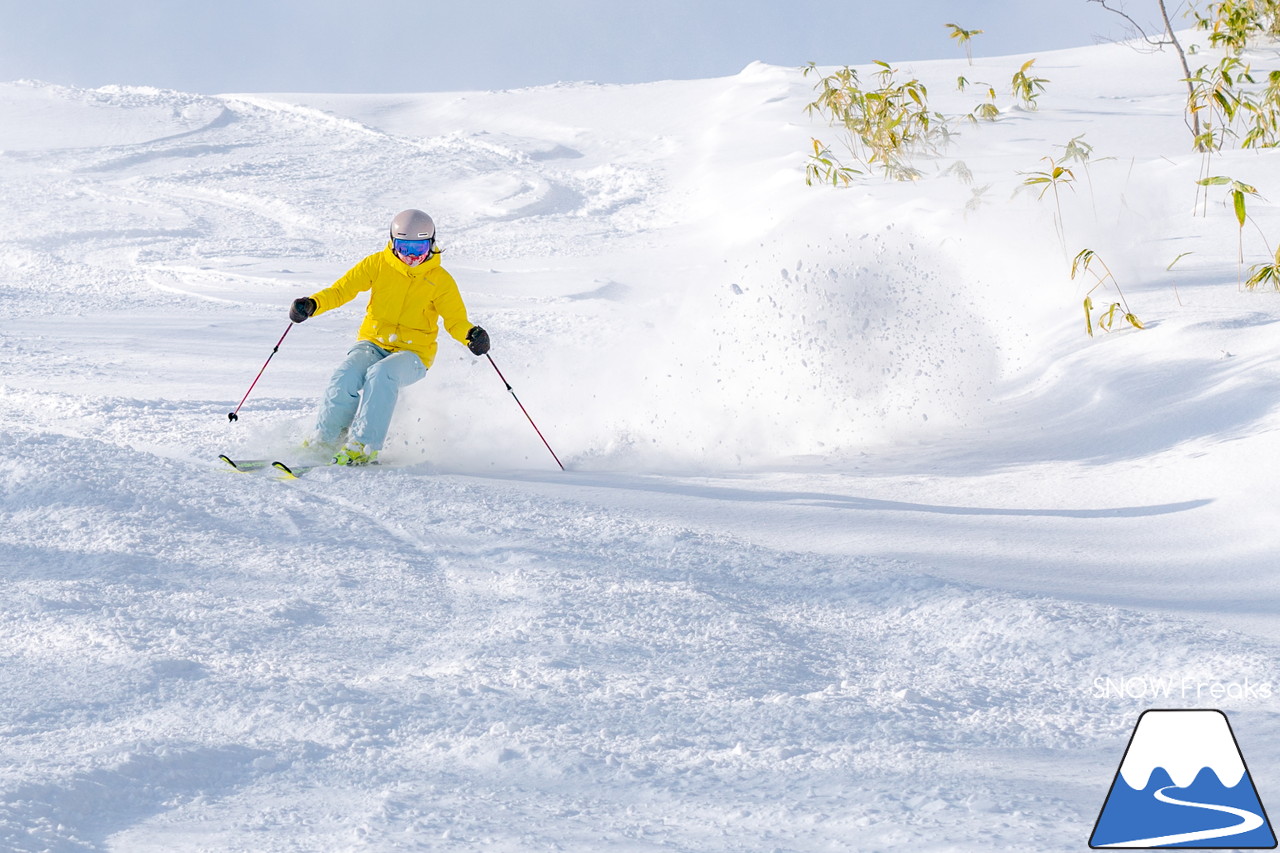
[288,208,489,465]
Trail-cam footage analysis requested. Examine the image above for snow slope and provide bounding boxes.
[2,32,1280,852]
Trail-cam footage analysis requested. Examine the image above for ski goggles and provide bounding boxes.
[393,237,433,256]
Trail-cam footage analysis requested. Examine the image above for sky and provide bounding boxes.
[0,0,1168,94]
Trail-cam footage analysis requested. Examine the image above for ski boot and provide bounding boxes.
[333,441,379,466]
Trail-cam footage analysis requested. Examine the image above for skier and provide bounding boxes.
[287,208,490,466]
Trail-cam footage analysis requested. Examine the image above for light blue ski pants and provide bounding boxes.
[314,341,426,451]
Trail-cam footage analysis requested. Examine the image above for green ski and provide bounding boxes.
[219,455,272,472]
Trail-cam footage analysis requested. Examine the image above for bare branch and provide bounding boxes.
[1084,0,1173,48]
[1088,0,1202,149]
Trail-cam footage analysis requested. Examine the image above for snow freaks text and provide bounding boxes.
[1093,676,1273,701]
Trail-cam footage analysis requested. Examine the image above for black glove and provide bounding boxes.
[289,297,316,323]
[466,325,490,356]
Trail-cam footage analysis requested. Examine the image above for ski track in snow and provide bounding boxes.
[2,39,1280,852]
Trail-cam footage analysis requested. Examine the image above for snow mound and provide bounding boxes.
[0,80,227,150]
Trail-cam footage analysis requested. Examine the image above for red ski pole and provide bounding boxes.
[228,324,293,422]
[486,354,564,471]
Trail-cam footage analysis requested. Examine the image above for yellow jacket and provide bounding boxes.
[310,244,473,367]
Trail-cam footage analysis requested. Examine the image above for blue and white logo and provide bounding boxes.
[1091,709,1276,849]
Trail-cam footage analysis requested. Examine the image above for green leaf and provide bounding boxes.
[1245,263,1280,290]
[1072,248,1096,280]
[1233,189,1247,227]
[1099,302,1120,332]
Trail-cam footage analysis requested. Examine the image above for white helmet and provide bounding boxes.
[390,209,435,240]
[389,209,437,266]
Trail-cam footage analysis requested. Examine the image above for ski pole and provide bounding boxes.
[228,323,293,422]
[486,354,565,471]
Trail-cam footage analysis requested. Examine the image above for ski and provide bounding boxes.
[221,455,325,479]
[271,458,383,478]
[219,454,272,472]
[222,455,376,479]
[271,461,321,479]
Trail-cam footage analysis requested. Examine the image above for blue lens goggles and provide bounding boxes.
[393,237,433,256]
